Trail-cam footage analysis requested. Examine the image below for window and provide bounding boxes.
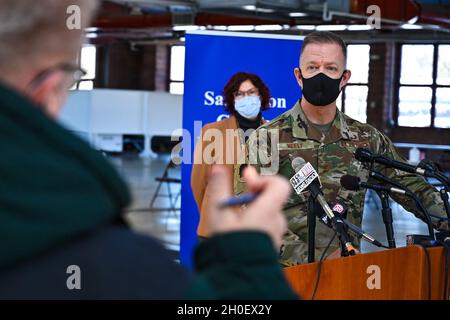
[169,46,185,95]
[396,44,450,128]
[337,44,370,123]
[71,45,96,90]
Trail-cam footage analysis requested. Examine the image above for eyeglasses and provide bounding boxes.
[28,63,87,91]
[233,88,259,100]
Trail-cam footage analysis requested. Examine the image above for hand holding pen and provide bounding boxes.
[205,165,290,248]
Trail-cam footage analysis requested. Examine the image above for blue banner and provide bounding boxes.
[181,31,304,267]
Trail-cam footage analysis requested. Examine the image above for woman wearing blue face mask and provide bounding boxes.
[192,72,271,240]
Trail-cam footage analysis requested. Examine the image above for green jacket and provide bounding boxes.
[235,100,447,266]
[0,83,297,299]
[0,84,131,269]
[188,232,298,299]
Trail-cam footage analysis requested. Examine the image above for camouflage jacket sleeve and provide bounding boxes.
[233,126,279,196]
[368,129,448,231]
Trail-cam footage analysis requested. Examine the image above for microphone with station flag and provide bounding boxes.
[331,201,386,248]
[290,157,356,257]
[316,199,386,248]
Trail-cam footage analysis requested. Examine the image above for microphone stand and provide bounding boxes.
[309,195,355,262]
[369,170,435,240]
[307,197,316,263]
[339,227,351,257]
[376,191,396,248]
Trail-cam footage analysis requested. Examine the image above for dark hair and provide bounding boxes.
[223,72,271,114]
[301,31,347,60]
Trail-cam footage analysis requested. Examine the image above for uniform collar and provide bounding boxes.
[290,99,352,143]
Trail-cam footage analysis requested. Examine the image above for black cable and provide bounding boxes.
[419,245,432,300]
[311,232,337,300]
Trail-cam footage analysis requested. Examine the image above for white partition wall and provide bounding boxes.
[58,89,183,156]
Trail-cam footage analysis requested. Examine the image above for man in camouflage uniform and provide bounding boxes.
[235,31,448,267]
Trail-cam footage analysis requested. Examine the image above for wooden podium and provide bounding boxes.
[284,245,449,300]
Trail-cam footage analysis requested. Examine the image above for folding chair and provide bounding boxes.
[149,160,181,228]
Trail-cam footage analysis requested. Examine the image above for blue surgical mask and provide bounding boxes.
[234,96,261,119]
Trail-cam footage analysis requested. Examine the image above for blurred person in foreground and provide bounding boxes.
[0,0,296,299]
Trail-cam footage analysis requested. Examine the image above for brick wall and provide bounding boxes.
[95,42,169,91]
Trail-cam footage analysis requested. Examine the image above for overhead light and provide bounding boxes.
[243,5,256,10]
[400,23,423,30]
[316,25,347,31]
[254,25,283,31]
[211,25,228,31]
[289,12,308,17]
[347,25,372,31]
[294,25,315,30]
[227,25,255,31]
[180,37,185,42]
[173,25,205,31]
[242,5,275,13]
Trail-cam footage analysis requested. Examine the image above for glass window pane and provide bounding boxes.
[170,46,185,82]
[435,88,450,128]
[78,80,93,90]
[400,45,434,85]
[346,45,370,84]
[398,86,432,127]
[170,82,184,95]
[343,86,368,123]
[80,45,96,79]
[336,91,342,111]
[437,45,450,85]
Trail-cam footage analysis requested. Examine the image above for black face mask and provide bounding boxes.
[299,71,346,106]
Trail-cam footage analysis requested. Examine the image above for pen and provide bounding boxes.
[217,193,259,209]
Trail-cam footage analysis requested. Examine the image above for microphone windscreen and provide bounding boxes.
[340,175,360,191]
[355,148,373,162]
[291,157,306,173]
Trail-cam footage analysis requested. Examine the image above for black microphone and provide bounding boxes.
[290,157,356,256]
[343,218,385,248]
[331,201,385,248]
[340,174,408,196]
[317,200,386,248]
[367,170,436,240]
[341,174,435,240]
[355,148,433,177]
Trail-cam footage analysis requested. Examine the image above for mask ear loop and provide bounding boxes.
[297,67,304,81]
